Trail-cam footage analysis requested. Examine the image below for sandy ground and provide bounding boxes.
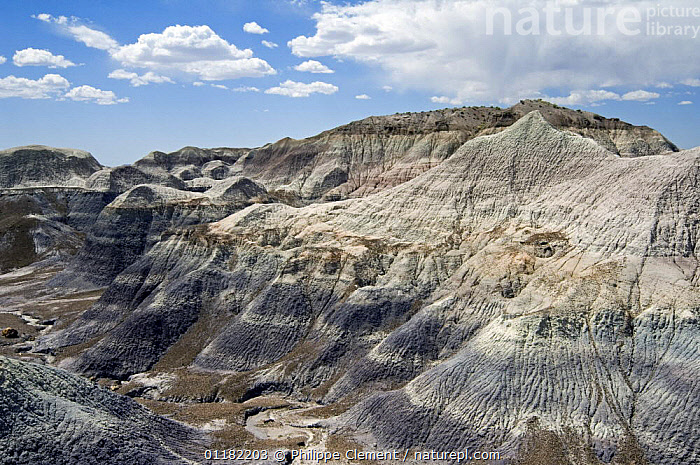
[0,261,103,358]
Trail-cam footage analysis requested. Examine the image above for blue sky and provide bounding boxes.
[0,0,698,166]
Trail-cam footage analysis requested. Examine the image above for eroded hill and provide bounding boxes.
[0,102,695,465]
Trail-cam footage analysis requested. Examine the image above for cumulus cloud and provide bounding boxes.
[622,90,660,101]
[65,85,128,105]
[288,0,700,104]
[265,80,338,97]
[111,25,276,80]
[0,73,70,99]
[294,60,334,74]
[243,22,269,34]
[36,15,276,82]
[678,100,693,105]
[34,14,118,50]
[108,69,174,86]
[0,56,6,65]
[211,84,228,89]
[355,94,371,100]
[682,78,700,87]
[192,81,205,86]
[0,73,125,105]
[382,85,393,92]
[262,40,279,49]
[13,48,77,68]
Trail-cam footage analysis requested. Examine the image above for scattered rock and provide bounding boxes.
[2,328,19,339]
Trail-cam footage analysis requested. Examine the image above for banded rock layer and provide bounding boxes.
[131,100,678,202]
[0,145,102,189]
[0,356,204,465]
[36,112,699,464]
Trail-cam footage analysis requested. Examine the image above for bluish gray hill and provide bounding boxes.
[34,112,700,464]
[0,356,205,465]
[1,101,676,276]
[0,145,102,189]
[132,100,677,202]
[48,178,270,289]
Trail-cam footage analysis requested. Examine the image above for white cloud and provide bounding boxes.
[547,89,660,106]
[243,22,269,34]
[65,85,128,105]
[622,90,660,101]
[232,86,260,92]
[192,81,205,86]
[548,90,621,106]
[431,96,463,105]
[108,69,174,87]
[0,72,126,105]
[111,25,276,81]
[13,48,77,68]
[382,85,393,92]
[655,82,673,89]
[33,13,57,23]
[294,60,334,74]
[34,14,118,50]
[70,25,119,50]
[355,94,371,100]
[682,78,700,87]
[0,56,6,65]
[288,0,700,104]
[678,100,693,105]
[265,80,338,98]
[0,73,70,99]
[211,84,228,90]
[262,40,279,49]
[37,16,275,82]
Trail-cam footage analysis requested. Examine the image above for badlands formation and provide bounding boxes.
[0,100,697,464]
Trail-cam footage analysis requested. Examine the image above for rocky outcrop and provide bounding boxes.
[85,165,185,193]
[0,145,102,189]
[0,189,115,272]
[127,101,677,203]
[3,103,694,465]
[0,356,204,465]
[47,178,269,289]
[34,113,699,463]
[132,146,247,190]
[134,146,246,174]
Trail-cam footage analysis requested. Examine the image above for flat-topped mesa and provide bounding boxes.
[317,99,678,157]
[227,100,679,200]
[0,145,103,189]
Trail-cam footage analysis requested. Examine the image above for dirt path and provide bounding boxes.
[244,401,329,463]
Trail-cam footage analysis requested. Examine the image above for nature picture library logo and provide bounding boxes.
[486,0,700,38]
